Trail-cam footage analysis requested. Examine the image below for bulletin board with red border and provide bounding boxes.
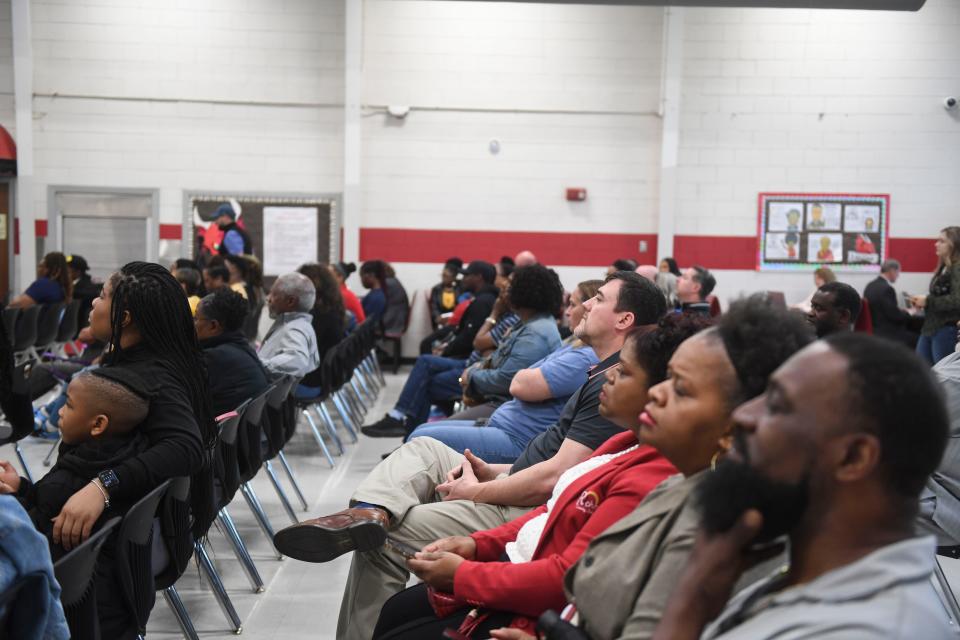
[757,192,889,272]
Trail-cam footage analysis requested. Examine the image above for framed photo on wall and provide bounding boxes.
[756,192,889,271]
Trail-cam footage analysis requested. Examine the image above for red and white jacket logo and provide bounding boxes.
[576,490,600,514]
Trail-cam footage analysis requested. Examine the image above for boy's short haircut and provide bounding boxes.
[74,369,149,434]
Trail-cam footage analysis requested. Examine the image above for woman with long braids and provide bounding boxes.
[51,261,216,636]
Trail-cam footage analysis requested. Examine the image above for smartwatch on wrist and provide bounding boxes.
[98,469,119,494]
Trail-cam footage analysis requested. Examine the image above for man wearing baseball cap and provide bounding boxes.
[362,260,500,437]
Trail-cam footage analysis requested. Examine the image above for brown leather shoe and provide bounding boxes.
[273,507,389,562]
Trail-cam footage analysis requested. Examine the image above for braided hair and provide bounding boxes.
[103,261,217,535]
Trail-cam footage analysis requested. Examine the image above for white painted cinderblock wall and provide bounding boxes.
[0,0,954,317]
[27,0,346,262]
[677,3,960,303]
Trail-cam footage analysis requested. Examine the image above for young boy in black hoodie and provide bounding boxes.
[0,367,148,557]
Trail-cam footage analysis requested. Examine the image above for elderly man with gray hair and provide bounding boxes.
[258,272,320,378]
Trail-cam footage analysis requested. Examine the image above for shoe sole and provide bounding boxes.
[360,428,407,438]
[273,521,387,563]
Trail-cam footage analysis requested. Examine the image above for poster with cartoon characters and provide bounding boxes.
[758,193,888,271]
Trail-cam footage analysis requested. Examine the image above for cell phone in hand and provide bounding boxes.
[384,536,421,559]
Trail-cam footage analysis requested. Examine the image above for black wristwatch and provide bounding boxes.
[98,469,120,492]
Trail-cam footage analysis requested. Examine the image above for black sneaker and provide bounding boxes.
[361,414,407,438]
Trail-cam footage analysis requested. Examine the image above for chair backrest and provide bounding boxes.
[0,572,46,640]
[35,302,66,347]
[1,307,18,347]
[707,294,722,317]
[153,476,193,589]
[263,375,297,458]
[243,300,264,341]
[53,516,122,640]
[55,299,82,343]
[12,304,42,351]
[115,480,172,635]
[855,297,874,334]
[216,398,250,507]
[266,374,296,410]
[238,387,272,481]
[218,398,251,447]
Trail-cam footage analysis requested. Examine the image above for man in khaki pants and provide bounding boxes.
[273,272,667,640]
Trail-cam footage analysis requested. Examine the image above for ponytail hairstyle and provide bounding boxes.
[103,261,217,536]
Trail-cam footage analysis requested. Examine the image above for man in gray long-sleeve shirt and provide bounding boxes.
[657,334,953,640]
[259,272,320,379]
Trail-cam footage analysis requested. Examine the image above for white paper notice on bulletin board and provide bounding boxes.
[263,206,318,276]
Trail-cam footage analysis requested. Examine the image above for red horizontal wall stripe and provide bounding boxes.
[35,219,47,237]
[360,228,658,268]
[673,235,757,271]
[159,223,182,240]
[888,237,937,273]
[359,228,938,274]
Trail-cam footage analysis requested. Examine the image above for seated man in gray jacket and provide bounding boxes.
[258,272,320,379]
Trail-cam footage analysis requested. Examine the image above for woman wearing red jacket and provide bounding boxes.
[372,314,713,639]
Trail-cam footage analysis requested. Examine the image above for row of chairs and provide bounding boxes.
[2,300,82,366]
[6,318,385,639]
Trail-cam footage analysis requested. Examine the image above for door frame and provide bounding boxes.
[47,185,160,264]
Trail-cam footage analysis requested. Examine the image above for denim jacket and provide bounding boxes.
[468,314,562,402]
[0,495,69,639]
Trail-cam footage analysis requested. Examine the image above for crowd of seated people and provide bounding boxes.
[2,240,960,640]
[266,247,960,640]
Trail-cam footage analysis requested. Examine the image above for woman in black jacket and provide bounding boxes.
[52,261,216,536]
[296,262,346,397]
[194,288,270,416]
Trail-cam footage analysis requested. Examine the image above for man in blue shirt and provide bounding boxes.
[214,203,253,257]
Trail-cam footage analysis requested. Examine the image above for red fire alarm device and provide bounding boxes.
[566,188,587,202]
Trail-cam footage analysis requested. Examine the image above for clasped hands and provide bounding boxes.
[406,535,477,592]
[436,449,498,502]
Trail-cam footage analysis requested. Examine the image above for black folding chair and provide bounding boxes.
[12,304,41,365]
[1,307,18,347]
[31,302,66,362]
[53,516,122,640]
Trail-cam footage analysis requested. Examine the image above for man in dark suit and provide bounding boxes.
[863,259,916,347]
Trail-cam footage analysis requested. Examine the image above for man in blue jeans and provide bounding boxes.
[403,280,602,462]
[362,261,503,437]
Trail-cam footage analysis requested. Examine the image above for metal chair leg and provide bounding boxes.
[240,482,283,560]
[369,351,386,385]
[302,409,336,469]
[319,401,357,444]
[353,369,376,404]
[331,391,359,432]
[43,435,62,467]
[934,556,960,626]
[218,508,265,593]
[359,358,380,394]
[348,379,369,413]
[343,385,366,422]
[313,403,344,455]
[194,540,243,634]
[265,460,298,524]
[15,443,33,483]
[335,389,363,430]
[276,450,309,511]
[163,585,201,640]
[328,397,358,443]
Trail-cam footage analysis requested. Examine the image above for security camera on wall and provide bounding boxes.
[945,97,958,110]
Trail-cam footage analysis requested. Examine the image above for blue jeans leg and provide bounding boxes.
[394,355,465,426]
[407,421,524,464]
[918,326,958,365]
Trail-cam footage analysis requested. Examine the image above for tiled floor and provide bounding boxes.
[13,365,960,638]
[15,365,409,640]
